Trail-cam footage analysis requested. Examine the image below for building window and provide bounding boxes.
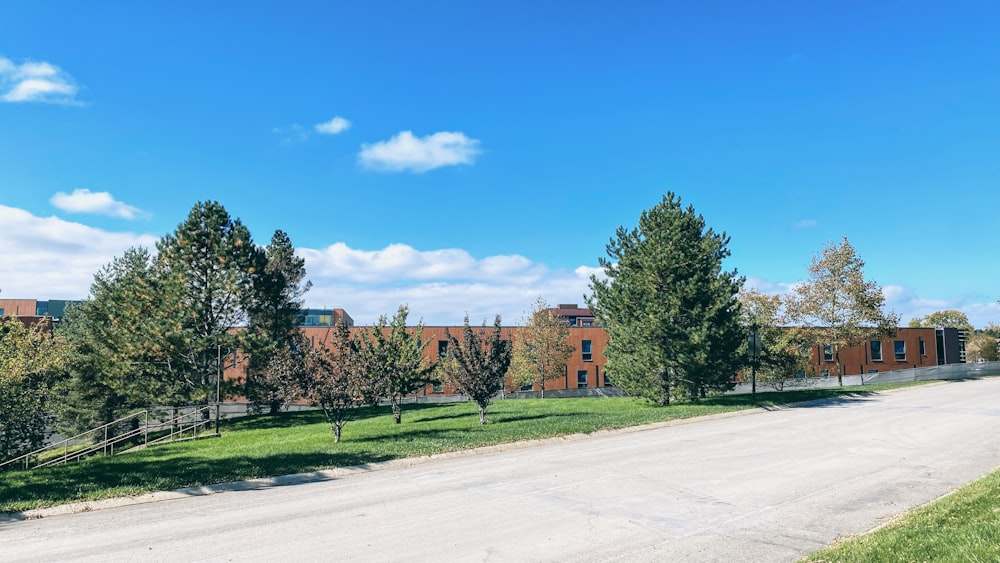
[894,340,906,361]
[868,369,879,374]
[581,320,592,327]
[820,369,830,378]
[919,339,926,356]
[437,340,448,359]
[577,369,588,388]
[822,345,833,362]
[520,383,533,391]
[602,367,612,387]
[0,308,4,316]
[870,341,883,362]
[581,340,592,362]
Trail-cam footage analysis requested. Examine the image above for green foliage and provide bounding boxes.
[509,297,575,398]
[0,316,66,460]
[382,306,436,423]
[156,201,260,403]
[57,202,311,433]
[441,315,512,424]
[738,289,812,389]
[244,230,312,414]
[587,192,744,405]
[966,332,999,363]
[57,248,190,435]
[908,309,974,331]
[786,237,900,386]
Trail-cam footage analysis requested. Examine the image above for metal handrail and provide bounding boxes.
[1,405,219,471]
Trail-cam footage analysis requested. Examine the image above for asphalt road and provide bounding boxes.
[4,378,1000,562]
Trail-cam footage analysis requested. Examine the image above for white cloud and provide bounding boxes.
[0,57,80,104]
[358,131,481,173]
[0,205,158,299]
[50,189,143,219]
[794,219,818,229]
[298,242,594,325]
[315,116,351,135]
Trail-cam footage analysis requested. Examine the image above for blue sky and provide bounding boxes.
[2,1,998,327]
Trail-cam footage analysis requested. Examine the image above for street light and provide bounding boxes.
[748,326,761,398]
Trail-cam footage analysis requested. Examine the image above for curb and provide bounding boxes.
[1,386,930,522]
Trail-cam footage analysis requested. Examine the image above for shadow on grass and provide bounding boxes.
[0,448,396,512]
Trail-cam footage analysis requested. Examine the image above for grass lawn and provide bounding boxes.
[803,468,1000,562]
[0,382,927,513]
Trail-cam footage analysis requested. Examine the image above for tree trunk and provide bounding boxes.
[333,422,341,443]
[391,396,402,424]
[540,379,545,399]
[835,347,843,387]
[478,404,488,425]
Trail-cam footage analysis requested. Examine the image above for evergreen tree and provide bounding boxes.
[156,201,261,403]
[587,192,744,405]
[244,230,311,414]
[56,248,189,433]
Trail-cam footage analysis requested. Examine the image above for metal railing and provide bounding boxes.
[0,405,218,472]
[864,361,1000,384]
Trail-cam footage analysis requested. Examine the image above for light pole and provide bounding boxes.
[748,326,761,398]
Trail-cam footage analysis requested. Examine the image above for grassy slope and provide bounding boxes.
[804,468,1000,562]
[1,383,924,513]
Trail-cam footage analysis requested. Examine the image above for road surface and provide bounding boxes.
[3,378,1000,562]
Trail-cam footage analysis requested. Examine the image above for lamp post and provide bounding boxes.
[748,327,761,398]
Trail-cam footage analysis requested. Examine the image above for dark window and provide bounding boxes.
[520,383,533,391]
[822,345,833,362]
[581,340,592,361]
[868,369,879,374]
[820,369,830,378]
[577,369,588,388]
[894,340,906,361]
[0,308,4,316]
[870,341,883,362]
[437,340,448,359]
[919,339,926,356]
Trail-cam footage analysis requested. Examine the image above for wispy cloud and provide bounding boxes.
[794,219,818,229]
[0,57,80,105]
[50,189,144,219]
[0,205,157,298]
[315,116,351,135]
[272,124,310,144]
[358,131,481,173]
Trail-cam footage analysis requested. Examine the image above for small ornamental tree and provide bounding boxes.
[786,237,899,386]
[441,315,512,424]
[384,306,435,424]
[509,297,574,398]
[301,322,359,443]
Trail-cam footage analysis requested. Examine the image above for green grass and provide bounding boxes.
[0,381,928,513]
[803,468,1000,562]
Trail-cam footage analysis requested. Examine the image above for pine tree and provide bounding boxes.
[587,192,744,405]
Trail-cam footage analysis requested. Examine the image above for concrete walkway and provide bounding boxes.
[3,378,1000,562]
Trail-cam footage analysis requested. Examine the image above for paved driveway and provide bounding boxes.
[4,378,1000,562]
